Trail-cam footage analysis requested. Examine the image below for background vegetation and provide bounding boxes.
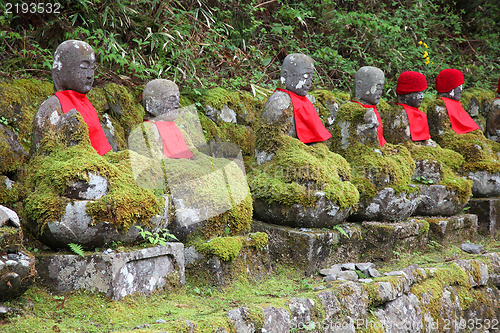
[1,0,499,98]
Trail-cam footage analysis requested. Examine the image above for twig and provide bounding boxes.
[254,0,277,9]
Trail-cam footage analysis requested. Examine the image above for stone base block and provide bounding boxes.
[419,214,478,245]
[36,243,184,300]
[253,216,478,275]
[468,198,500,236]
[252,220,363,275]
[361,220,428,262]
[185,243,271,287]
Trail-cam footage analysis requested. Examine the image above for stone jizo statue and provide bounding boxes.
[394,71,433,144]
[435,68,479,134]
[352,66,386,147]
[142,79,193,159]
[31,40,112,156]
[260,53,331,146]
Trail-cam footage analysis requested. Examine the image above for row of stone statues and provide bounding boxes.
[24,40,500,249]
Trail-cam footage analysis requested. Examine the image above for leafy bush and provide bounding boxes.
[0,0,499,94]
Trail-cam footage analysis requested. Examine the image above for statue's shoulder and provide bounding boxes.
[262,90,292,123]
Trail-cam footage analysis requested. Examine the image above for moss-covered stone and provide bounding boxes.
[426,98,500,173]
[24,144,161,233]
[87,83,145,144]
[409,144,473,204]
[248,135,359,209]
[200,87,266,126]
[0,79,54,153]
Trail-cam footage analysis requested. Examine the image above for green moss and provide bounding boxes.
[201,87,266,126]
[194,232,267,262]
[248,136,359,209]
[0,175,22,206]
[0,78,54,152]
[409,144,473,204]
[24,144,161,233]
[426,99,500,173]
[195,236,244,261]
[87,83,144,147]
[461,88,495,111]
[410,263,471,324]
[0,127,24,174]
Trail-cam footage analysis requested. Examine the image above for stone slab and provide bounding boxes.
[253,216,479,274]
[420,214,478,245]
[251,220,362,276]
[185,244,271,287]
[36,243,184,300]
[468,198,500,236]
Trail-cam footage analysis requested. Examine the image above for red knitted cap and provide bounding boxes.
[396,71,427,94]
[497,76,500,93]
[435,69,464,93]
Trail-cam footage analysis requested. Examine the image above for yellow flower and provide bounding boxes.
[422,51,428,58]
[425,60,430,65]
[418,41,423,45]
[424,43,428,48]
[426,57,430,61]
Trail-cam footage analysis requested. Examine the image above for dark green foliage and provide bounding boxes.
[0,0,499,94]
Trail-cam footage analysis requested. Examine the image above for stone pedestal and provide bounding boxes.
[36,243,184,300]
[468,198,500,236]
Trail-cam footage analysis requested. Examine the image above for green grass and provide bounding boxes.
[2,236,500,332]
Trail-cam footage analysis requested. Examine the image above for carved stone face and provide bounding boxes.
[52,40,95,94]
[354,66,385,105]
[281,53,315,97]
[398,91,425,108]
[447,85,463,101]
[143,79,180,121]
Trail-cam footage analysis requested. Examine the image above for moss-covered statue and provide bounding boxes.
[427,69,500,197]
[248,53,359,228]
[382,71,471,216]
[128,79,252,241]
[24,40,168,250]
[330,66,419,221]
[486,76,500,143]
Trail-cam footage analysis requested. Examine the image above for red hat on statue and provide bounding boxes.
[396,71,427,94]
[435,68,464,93]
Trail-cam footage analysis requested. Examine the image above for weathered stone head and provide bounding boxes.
[280,53,314,96]
[435,68,464,101]
[143,79,180,121]
[52,40,95,94]
[354,66,385,105]
[396,71,427,108]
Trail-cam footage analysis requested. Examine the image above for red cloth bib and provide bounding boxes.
[147,120,194,159]
[277,88,332,144]
[440,97,480,134]
[396,103,431,141]
[55,90,112,156]
[352,101,387,147]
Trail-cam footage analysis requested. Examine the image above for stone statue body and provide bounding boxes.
[386,71,436,147]
[427,68,500,198]
[261,53,315,141]
[333,67,422,221]
[31,40,112,155]
[351,66,385,146]
[251,53,358,228]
